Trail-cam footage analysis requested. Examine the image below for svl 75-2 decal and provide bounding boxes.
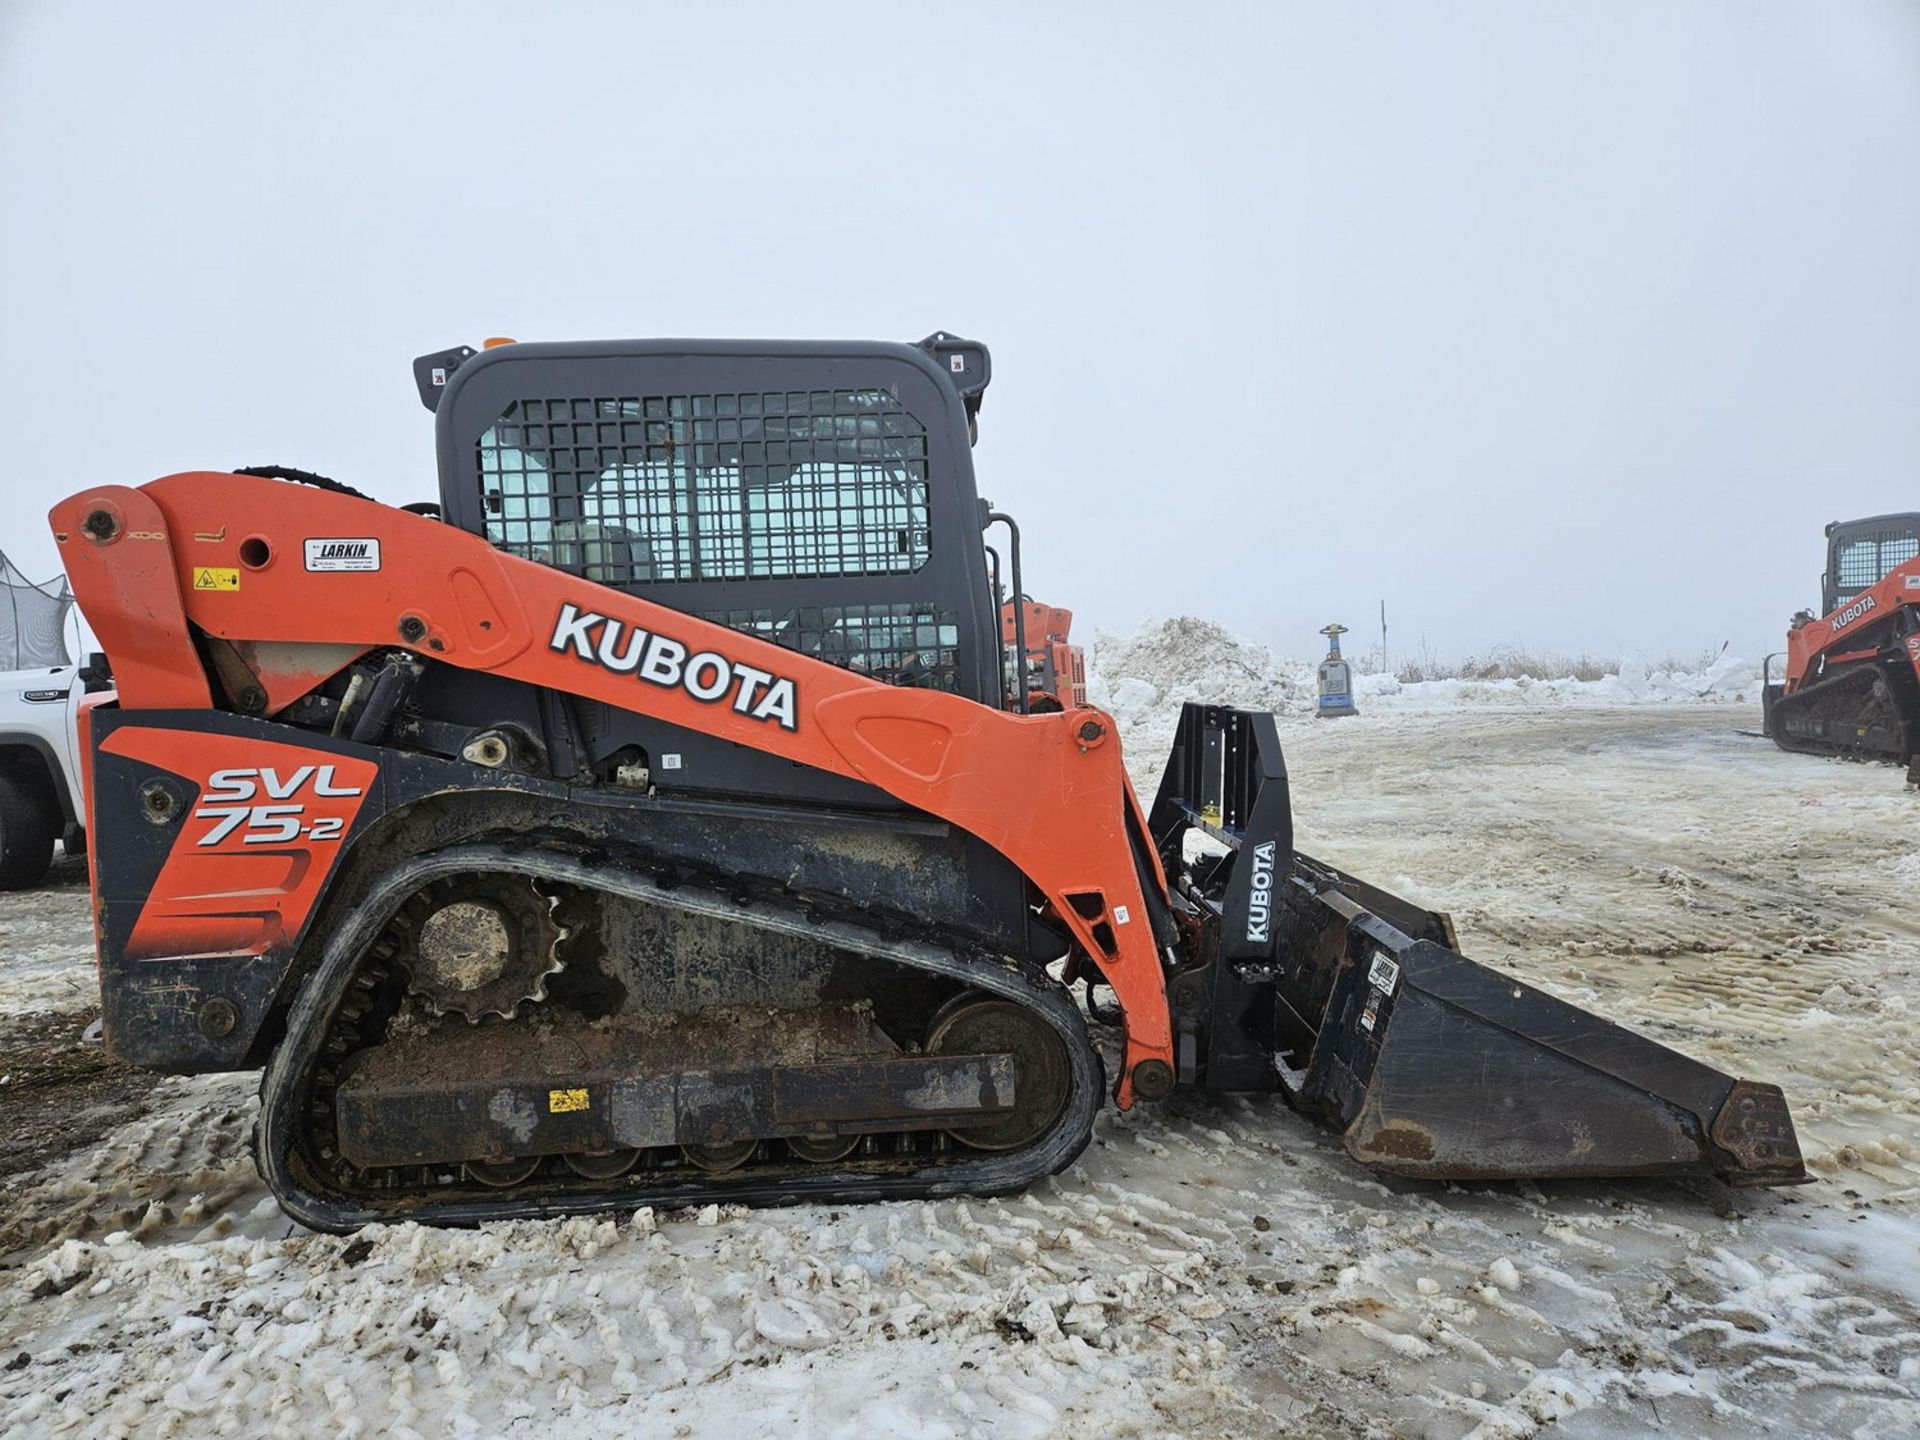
[194,764,364,845]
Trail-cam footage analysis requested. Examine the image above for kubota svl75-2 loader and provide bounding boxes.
[1764,512,1920,781]
[52,334,1804,1231]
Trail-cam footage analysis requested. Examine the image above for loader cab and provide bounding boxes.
[416,335,1004,708]
[1823,513,1920,615]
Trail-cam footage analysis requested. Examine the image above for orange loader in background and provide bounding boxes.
[1765,512,1920,781]
[1000,598,1083,713]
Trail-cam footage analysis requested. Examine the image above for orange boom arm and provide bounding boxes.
[52,472,1174,1104]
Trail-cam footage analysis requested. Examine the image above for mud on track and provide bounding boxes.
[0,705,1915,1438]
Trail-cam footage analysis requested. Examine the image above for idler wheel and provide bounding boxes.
[927,998,1070,1152]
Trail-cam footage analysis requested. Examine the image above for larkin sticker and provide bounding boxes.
[304,538,382,572]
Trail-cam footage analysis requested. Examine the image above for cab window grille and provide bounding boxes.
[1836,530,1919,591]
[703,604,962,691]
[478,390,931,584]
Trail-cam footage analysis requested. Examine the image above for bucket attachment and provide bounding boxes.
[1149,704,1806,1187]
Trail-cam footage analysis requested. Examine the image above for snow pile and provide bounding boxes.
[1086,617,1312,724]
[1362,649,1763,710]
[1088,618,1763,730]
[1085,618,1314,765]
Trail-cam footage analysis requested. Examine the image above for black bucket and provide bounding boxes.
[1149,703,1806,1188]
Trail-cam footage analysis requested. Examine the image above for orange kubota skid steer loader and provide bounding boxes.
[1764,512,1920,781]
[51,335,1804,1231]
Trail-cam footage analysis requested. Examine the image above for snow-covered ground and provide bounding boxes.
[0,847,95,1021]
[2,621,1917,1438]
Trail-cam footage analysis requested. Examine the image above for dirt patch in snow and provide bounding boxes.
[0,1007,145,1192]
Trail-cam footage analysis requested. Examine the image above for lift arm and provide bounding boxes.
[52,472,1175,1103]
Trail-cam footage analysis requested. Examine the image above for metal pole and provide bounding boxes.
[985,512,1027,714]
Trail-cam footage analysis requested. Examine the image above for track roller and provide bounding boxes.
[466,1157,540,1188]
[685,1141,757,1172]
[787,1135,861,1164]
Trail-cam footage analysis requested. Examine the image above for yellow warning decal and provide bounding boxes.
[192,567,240,592]
[548,1087,590,1114]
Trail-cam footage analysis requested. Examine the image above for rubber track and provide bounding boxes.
[1768,663,1914,764]
[256,843,1103,1232]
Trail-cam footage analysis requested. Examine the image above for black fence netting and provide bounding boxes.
[0,550,73,670]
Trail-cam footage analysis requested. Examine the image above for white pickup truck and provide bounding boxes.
[0,656,109,887]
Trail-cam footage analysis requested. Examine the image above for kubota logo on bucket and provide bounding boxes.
[1246,840,1277,944]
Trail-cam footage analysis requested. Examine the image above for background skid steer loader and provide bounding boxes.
[50,334,1803,1231]
[1765,512,1920,780]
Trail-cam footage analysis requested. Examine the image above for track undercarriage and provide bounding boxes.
[260,844,1103,1232]
[1764,660,1918,769]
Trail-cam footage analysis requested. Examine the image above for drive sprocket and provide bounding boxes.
[393,875,566,1022]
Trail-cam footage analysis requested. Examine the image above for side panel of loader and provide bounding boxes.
[53,472,1180,1101]
[84,704,1061,1073]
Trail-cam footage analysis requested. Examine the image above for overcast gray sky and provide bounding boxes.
[3,1,1917,665]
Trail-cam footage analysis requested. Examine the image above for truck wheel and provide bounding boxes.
[0,770,57,890]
